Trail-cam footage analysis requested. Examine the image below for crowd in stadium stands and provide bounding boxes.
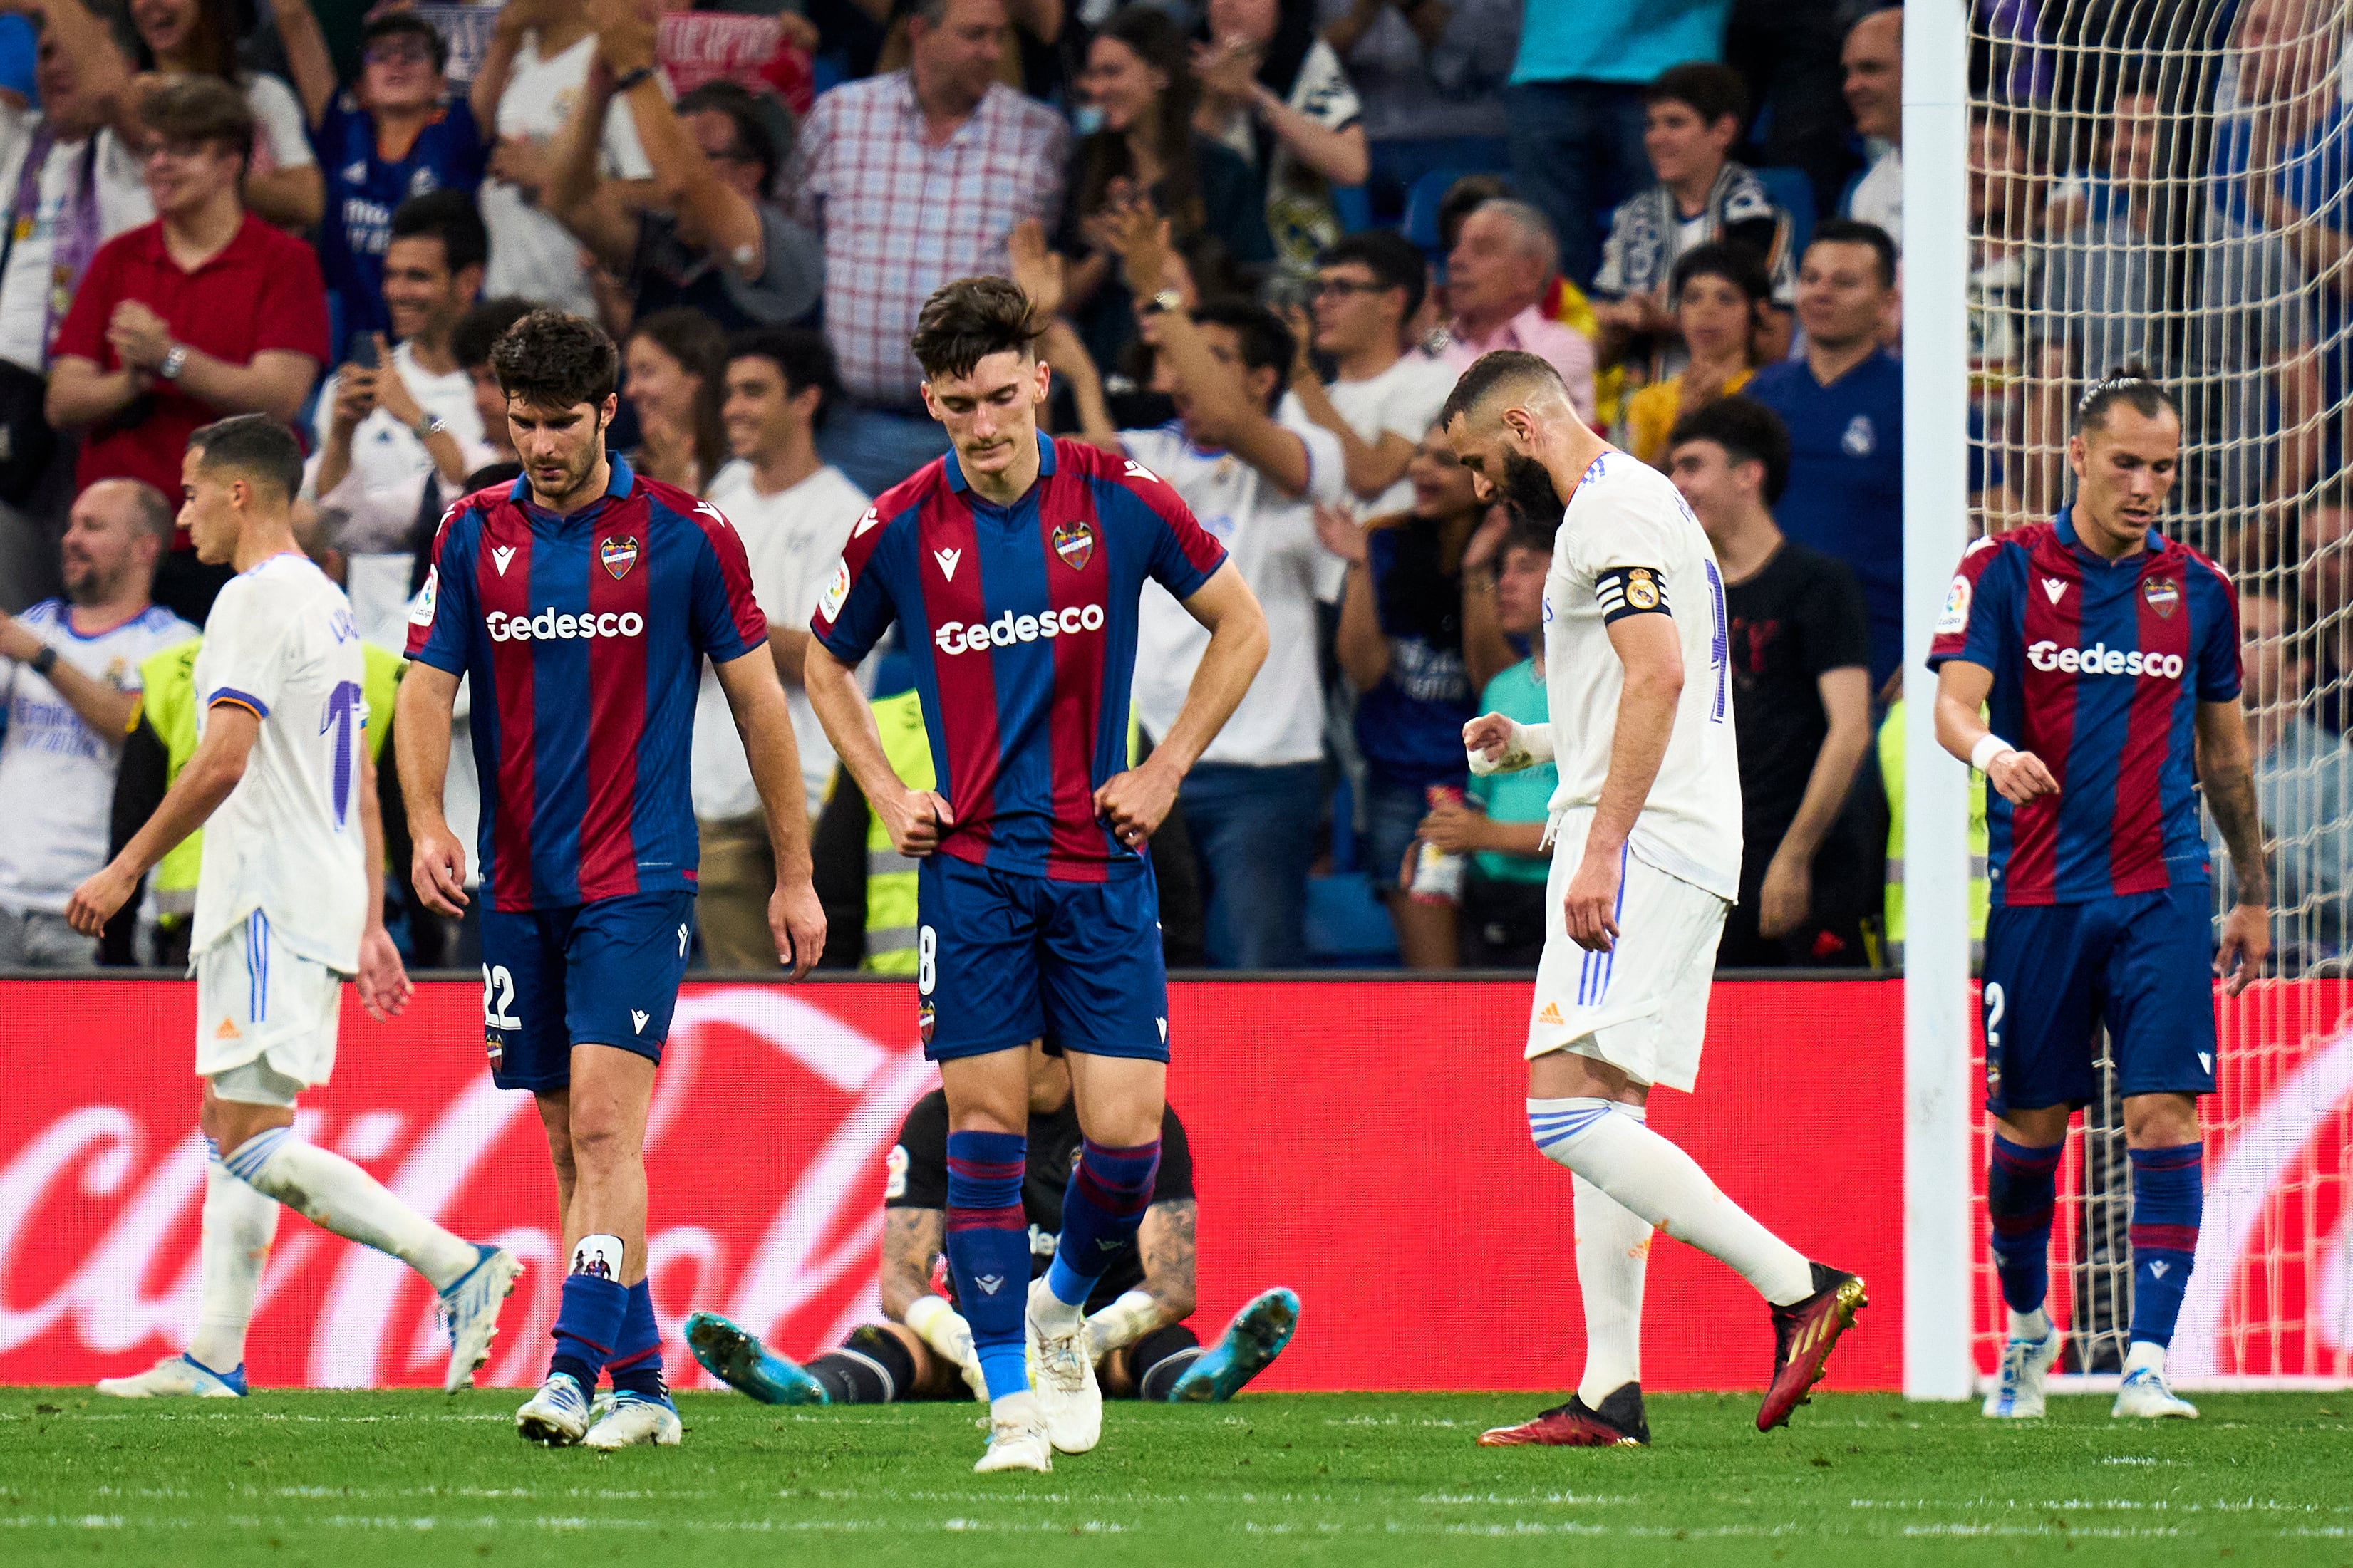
[0,0,2342,977]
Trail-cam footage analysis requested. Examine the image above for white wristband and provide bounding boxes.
[1970,732,2017,774]
[903,1294,971,1361]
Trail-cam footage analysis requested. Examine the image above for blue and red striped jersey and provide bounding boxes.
[406,456,767,910]
[812,433,1226,881]
[1927,511,2240,905]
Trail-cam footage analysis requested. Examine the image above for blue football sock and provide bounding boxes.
[608,1279,666,1399]
[549,1235,629,1390]
[1987,1134,2064,1317]
[1045,1138,1161,1308]
[945,1130,1030,1401]
[2126,1143,2202,1348]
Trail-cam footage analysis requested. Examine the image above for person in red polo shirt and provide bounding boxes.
[46,78,328,626]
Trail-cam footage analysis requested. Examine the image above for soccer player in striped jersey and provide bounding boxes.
[1447,352,1863,1450]
[397,311,827,1450]
[1930,373,2267,1421]
[805,276,1268,1473]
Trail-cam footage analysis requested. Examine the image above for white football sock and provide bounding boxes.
[223,1126,475,1292]
[1573,1173,1650,1406]
[1531,1097,1814,1306]
[188,1143,279,1371]
[2123,1339,2166,1376]
[2009,1307,2052,1342]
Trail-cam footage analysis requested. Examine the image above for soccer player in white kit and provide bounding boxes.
[1440,353,1864,1448]
[67,415,522,1399]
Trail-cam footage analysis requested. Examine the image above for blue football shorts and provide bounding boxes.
[915,853,1169,1063]
[478,891,697,1091]
[1979,883,2218,1118]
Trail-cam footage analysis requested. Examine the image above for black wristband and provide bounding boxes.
[30,645,57,677]
[611,65,656,94]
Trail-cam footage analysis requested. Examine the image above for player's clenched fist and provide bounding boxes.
[1985,747,2060,806]
[768,880,827,980]
[409,822,470,916]
[1095,761,1179,848]
[878,786,955,858]
[1562,845,1625,952]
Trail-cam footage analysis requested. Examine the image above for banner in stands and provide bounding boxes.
[0,977,1906,1393]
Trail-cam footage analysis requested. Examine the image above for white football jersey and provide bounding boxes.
[190,554,370,970]
[1542,450,1742,900]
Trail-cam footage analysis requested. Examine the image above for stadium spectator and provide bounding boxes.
[1876,681,1989,967]
[1503,0,1734,288]
[623,308,728,496]
[2297,483,2353,735]
[1619,242,1768,467]
[1438,199,1596,422]
[1722,0,1857,222]
[1191,0,1368,289]
[1315,422,1513,967]
[311,192,490,564]
[790,0,1070,498]
[2219,583,2353,972]
[1745,219,1904,690]
[1839,6,1901,248]
[1591,61,1793,381]
[1280,228,1453,515]
[1316,0,1516,216]
[46,78,329,628]
[1057,6,1271,402]
[1417,511,1553,967]
[691,328,867,970]
[1098,210,1348,970]
[470,0,656,321]
[0,479,190,967]
[0,0,154,612]
[1665,396,1873,967]
[272,1,486,340]
[131,0,321,232]
[543,9,823,335]
[1967,111,2043,449]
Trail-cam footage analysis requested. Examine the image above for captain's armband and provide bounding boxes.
[1595,566,1670,623]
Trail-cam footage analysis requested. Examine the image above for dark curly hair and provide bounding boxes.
[490,310,619,412]
[909,276,1042,382]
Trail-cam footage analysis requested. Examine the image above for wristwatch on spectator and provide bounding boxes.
[611,66,656,94]
[1141,289,1184,316]
[158,343,188,381]
[414,412,449,442]
[30,645,57,677]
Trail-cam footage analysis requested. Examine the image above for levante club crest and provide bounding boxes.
[601,536,641,579]
[2143,576,2180,618]
[1052,518,1094,571]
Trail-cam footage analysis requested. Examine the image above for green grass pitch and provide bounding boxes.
[1,1388,2346,1566]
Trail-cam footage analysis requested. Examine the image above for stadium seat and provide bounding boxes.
[1755,165,1817,262]
[1402,167,1468,261]
[1330,184,1372,235]
[1305,873,1400,967]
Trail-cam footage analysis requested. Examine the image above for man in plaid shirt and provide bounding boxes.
[790,0,1070,497]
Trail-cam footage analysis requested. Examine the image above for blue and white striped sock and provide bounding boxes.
[222,1125,475,1291]
[188,1135,279,1372]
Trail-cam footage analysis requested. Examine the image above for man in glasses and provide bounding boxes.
[1280,229,1454,519]
[269,4,488,341]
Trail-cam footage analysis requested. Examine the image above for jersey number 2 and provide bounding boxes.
[482,964,522,1031]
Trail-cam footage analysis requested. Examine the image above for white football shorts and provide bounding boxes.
[194,908,344,1100]
[1526,817,1729,1091]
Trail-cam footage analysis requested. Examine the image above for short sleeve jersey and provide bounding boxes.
[1543,451,1743,900]
[812,434,1226,881]
[1927,511,2242,905]
[889,1087,1197,1313]
[190,556,369,968]
[406,457,767,911]
[317,91,486,337]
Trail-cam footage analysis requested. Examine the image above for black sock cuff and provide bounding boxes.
[1132,1322,1201,1401]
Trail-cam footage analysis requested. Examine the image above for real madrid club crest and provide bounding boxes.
[2143,576,2180,619]
[1052,517,1095,572]
[600,536,641,579]
[1625,568,1660,611]
[918,1000,936,1047]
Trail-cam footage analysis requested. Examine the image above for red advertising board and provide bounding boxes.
[0,977,1905,1393]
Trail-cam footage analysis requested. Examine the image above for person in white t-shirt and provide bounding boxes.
[69,413,520,1402]
[1444,351,1861,1451]
[311,192,492,560]
[131,0,321,230]
[693,326,869,970]
[0,479,190,965]
[470,0,656,318]
[1839,9,1903,251]
[1065,209,1348,968]
[1278,229,1453,520]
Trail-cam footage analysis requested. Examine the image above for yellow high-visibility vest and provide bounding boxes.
[862,690,931,975]
[1880,697,1990,960]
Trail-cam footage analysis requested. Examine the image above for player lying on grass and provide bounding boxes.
[1444,351,1865,1450]
[68,416,521,1400]
[1930,370,2266,1423]
[685,1042,1298,1407]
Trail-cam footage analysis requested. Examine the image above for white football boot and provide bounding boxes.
[974,1390,1052,1474]
[1982,1322,2063,1418]
[2112,1365,2198,1420]
[1025,1277,1102,1454]
[516,1371,592,1445]
[583,1391,682,1449]
[438,1245,524,1393]
[96,1354,247,1398]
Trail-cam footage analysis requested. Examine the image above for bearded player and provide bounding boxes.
[1931,373,2265,1421]
[1447,351,1864,1449]
[398,310,827,1450]
[69,416,521,1400]
[805,276,1268,1473]
[683,1043,1300,1409]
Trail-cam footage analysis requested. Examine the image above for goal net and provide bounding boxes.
[1962,0,2353,1386]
